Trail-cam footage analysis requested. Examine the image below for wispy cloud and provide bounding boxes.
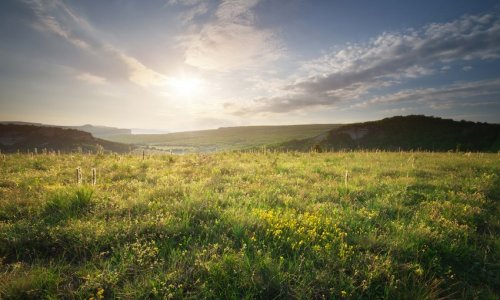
[167,0,209,24]
[296,13,499,94]
[28,0,90,50]
[24,0,168,89]
[167,0,204,5]
[230,13,500,114]
[113,50,167,88]
[357,78,500,108]
[180,2,209,24]
[75,72,107,85]
[229,78,500,116]
[176,0,284,71]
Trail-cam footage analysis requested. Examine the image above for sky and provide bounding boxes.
[1,0,500,131]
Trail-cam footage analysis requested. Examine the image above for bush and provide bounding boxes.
[312,144,323,153]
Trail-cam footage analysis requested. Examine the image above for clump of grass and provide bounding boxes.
[43,187,94,222]
[0,265,62,299]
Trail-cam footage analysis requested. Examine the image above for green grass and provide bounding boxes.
[0,151,498,299]
[105,124,341,152]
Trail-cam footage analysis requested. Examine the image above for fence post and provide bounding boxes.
[344,169,349,188]
[92,168,97,186]
[76,167,82,185]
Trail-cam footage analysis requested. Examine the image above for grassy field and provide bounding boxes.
[105,124,341,153]
[0,151,498,299]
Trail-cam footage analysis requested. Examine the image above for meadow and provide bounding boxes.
[106,124,340,153]
[0,151,498,299]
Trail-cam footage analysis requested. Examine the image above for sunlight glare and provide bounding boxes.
[167,76,203,98]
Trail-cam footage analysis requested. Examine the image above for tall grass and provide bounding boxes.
[43,187,94,222]
[0,152,498,298]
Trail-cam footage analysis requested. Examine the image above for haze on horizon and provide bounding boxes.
[1,0,500,132]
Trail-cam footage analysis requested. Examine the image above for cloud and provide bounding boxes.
[440,65,451,72]
[167,0,209,24]
[113,50,167,88]
[177,0,283,71]
[28,0,90,50]
[167,0,203,6]
[229,78,500,116]
[294,13,500,94]
[76,72,107,85]
[24,0,168,89]
[358,78,500,108]
[215,0,259,23]
[227,79,389,116]
[179,2,209,24]
[231,12,500,114]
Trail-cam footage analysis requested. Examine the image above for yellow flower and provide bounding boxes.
[97,288,105,300]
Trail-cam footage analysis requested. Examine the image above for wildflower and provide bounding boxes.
[415,266,424,276]
[97,288,105,300]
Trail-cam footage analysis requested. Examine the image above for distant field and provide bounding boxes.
[0,152,498,298]
[105,124,341,152]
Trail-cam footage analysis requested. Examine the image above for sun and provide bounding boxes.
[167,76,203,98]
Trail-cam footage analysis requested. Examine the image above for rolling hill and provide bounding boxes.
[105,124,342,153]
[0,122,131,138]
[0,124,133,153]
[276,115,500,152]
[71,124,131,138]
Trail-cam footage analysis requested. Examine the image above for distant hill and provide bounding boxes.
[70,124,131,137]
[277,115,500,152]
[0,124,133,153]
[0,122,131,138]
[131,128,169,135]
[105,124,342,153]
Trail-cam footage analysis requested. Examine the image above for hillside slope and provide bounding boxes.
[0,122,131,138]
[69,124,131,137]
[278,115,500,152]
[106,124,341,152]
[0,124,132,153]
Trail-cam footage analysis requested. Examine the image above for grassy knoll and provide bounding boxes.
[105,124,340,152]
[0,152,498,299]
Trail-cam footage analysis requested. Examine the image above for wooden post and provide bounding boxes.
[76,167,82,185]
[142,150,145,160]
[344,169,348,188]
[92,168,97,186]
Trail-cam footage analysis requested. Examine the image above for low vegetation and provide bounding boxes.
[0,151,498,298]
[0,124,132,154]
[106,124,341,153]
[278,116,500,152]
